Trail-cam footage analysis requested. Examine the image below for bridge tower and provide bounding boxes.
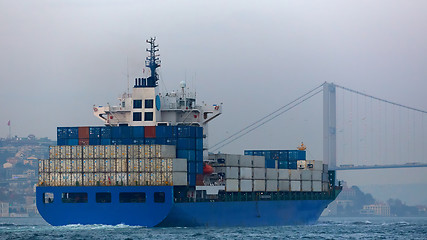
[323,82,337,170]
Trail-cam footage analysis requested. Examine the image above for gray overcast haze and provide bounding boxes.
[1,1,427,203]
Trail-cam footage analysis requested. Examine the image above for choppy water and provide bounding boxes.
[0,217,426,240]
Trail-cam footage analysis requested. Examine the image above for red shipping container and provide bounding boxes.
[78,127,89,139]
[79,138,89,145]
[144,126,156,138]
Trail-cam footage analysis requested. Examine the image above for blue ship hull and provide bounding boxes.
[37,186,333,227]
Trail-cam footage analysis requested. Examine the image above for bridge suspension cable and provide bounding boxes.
[209,83,324,152]
[334,84,427,114]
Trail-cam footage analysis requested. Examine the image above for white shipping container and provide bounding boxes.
[172,172,187,186]
[83,159,94,172]
[59,160,65,172]
[128,173,139,186]
[105,173,116,186]
[225,179,239,192]
[116,146,127,159]
[253,168,266,179]
[83,173,95,186]
[278,169,290,180]
[98,159,108,172]
[290,180,301,191]
[116,159,127,172]
[105,159,115,172]
[252,156,265,168]
[158,145,176,158]
[43,159,50,172]
[128,158,138,172]
[266,169,278,180]
[312,181,322,192]
[253,180,265,191]
[49,146,56,159]
[71,146,82,159]
[49,173,60,186]
[39,173,49,185]
[301,170,312,181]
[94,146,105,158]
[164,158,173,172]
[64,146,72,159]
[312,170,322,181]
[144,145,155,158]
[71,173,82,186]
[128,145,139,159]
[164,172,172,185]
[225,167,239,179]
[240,167,252,179]
[64,159,71,172]
[172,158,187,172]
[301,180,311,191]
[225,154,240,167]
[83,146,94,159]
[116,172,127,185]
[239,179,252,191]
[71,159,82,172]
[239,155,252,167]
[266,180,278,191]
[61,173,72,186]
[95,173,106,185]
[307,160,323,171]
[289,170,301,180]
[38,160,43,173]
[279,180,290,191]
[105,146,115,158]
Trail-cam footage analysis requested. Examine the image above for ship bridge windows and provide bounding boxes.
[133,100,142,109]
[96,192,111,203]
[62,192,88,203]
[154,192,165,203]
[119,192,146,203]
[144,112,153,121]
[133,112,142,121]
[43,192,54,204]
[145,99,154,109]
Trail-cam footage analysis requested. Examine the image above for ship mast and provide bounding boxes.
[145,37,161,87]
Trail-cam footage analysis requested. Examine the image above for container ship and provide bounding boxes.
[36,38,341,227]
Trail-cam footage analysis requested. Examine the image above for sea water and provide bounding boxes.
[0,217,426,239]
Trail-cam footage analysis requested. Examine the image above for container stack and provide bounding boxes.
[55,125,203,187]
[208,153,331,193]
[37,145,191,187]
[209,154,266,192]
[244,150,306,169]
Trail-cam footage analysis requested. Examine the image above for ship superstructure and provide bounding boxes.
[36,38,341,227]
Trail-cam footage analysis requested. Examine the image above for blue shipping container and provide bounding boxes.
[177,150,196,162]
[196,138,203,150]
[144,138,156,145]
[89,127,101,139]
[100,127,112,138]
[187,173,196,186]
[177,138,196,150]
[278,160,289,169]
[132,126,145,139]
[156,126,177,138]
[67,139,79,146]
[68,127,79,139]
[196,161,203,174]
[101,139,111,145]
[57,127,68,139]
[195,127,203,138]
[177,126,196,138]
[196,150,203,162]
[265,159,276,168]
[288,160,298,169]
[187,162,196,173]
[57,139,66,146]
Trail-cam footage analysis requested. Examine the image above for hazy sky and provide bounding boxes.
[1,1,427,197]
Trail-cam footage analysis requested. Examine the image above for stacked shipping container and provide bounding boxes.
[55,125,203,187]
[244,150,306,169]
[38,145,189,187]
[209,153,330,193]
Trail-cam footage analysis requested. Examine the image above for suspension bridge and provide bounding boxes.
[209,82,427,171]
